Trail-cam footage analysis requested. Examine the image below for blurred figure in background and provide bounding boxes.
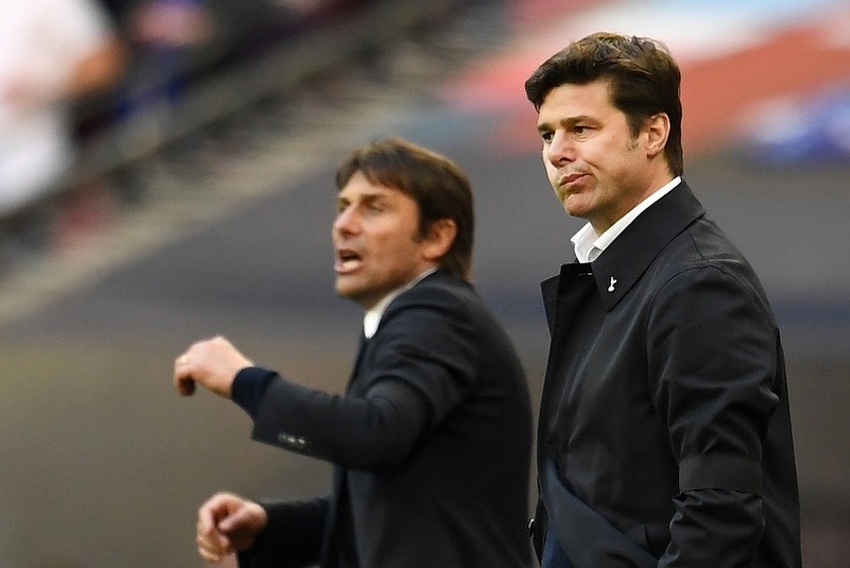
[0,0,124,217]
[120,0,213,119]
[174,138,534,567]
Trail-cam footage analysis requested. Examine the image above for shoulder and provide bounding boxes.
[387,272,479,318]
[646,214,754,286]
[374,272,501,349]
[648,255,775,335]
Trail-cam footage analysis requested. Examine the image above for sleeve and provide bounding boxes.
[246,283,478,471]
[247,366,430,470]
[237,496,330,568]
[647,265,777,566]
[232,366,276,418]
[659,489,763,568]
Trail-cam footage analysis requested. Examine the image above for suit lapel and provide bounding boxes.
[592,181,705,312]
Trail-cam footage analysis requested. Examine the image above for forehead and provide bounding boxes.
[337,171,418,209]
[537,80,618,123]
[339,171,395,198]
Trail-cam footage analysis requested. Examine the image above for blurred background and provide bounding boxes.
[1,0,849,566]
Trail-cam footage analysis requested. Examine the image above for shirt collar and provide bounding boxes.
[362,268,437,338]
[571,176,681,263]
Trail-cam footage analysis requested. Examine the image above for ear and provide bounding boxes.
[421,219,457,262]
[644,113,670,159]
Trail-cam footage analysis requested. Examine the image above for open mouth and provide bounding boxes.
[336,249,363,273]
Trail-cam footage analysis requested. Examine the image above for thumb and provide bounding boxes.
[217,507,250,533]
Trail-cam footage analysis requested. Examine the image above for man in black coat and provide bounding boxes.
[524,32,801,567]
[173,138,534,567]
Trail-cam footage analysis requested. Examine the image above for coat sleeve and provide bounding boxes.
[241,283,477,471]
[244,367,430,470]
[647,264,777,566]
[237,496,329,568]
[660,489,763,567]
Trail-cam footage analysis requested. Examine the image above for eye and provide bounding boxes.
[539,130,554,143]
[359,197,388,215]
[572,124,594,138]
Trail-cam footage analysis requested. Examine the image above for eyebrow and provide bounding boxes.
[337,191,390,207]
[538,114,595,133]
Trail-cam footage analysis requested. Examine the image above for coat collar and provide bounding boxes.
[376,268,460,325]
[588,180,704,312]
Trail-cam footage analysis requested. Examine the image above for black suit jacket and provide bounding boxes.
[238,270,534,567]
[534,182,801,566]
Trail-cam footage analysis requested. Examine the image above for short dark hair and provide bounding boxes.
[335,138,474,282]
[525,32,683,176]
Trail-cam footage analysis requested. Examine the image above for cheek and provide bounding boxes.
[543,159,558,183]
[372,236,410,270]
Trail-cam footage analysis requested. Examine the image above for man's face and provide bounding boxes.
[536,79,659,234]
[333,171,433,309]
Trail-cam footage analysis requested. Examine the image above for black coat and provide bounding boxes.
[534,182,801,567]
[239,269,534,567]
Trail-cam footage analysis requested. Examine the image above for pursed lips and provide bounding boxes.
[558,172,587,187]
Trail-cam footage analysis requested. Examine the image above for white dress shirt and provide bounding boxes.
[571,177,682,263]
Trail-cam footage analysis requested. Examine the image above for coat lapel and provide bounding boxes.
[592,181,705,312]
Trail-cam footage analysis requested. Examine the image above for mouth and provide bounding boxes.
[335,248,363,274]
[558,172,587,187]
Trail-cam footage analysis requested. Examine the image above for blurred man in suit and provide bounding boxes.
[524,32,801,567]
[174,137,533,567]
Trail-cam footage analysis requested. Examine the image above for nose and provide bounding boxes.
[333,205,359,236]
[546,131,576,166]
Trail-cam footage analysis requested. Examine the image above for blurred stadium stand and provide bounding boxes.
[2,2,848,566]
[0,0,503,280]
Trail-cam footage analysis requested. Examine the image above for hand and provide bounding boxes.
[173,336,252,398]
[196,492,268,563]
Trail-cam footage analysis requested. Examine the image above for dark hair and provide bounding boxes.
[525,32,683,176]
[335,138,474,282]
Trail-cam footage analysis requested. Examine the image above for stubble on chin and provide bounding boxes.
[562,191,591,220]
